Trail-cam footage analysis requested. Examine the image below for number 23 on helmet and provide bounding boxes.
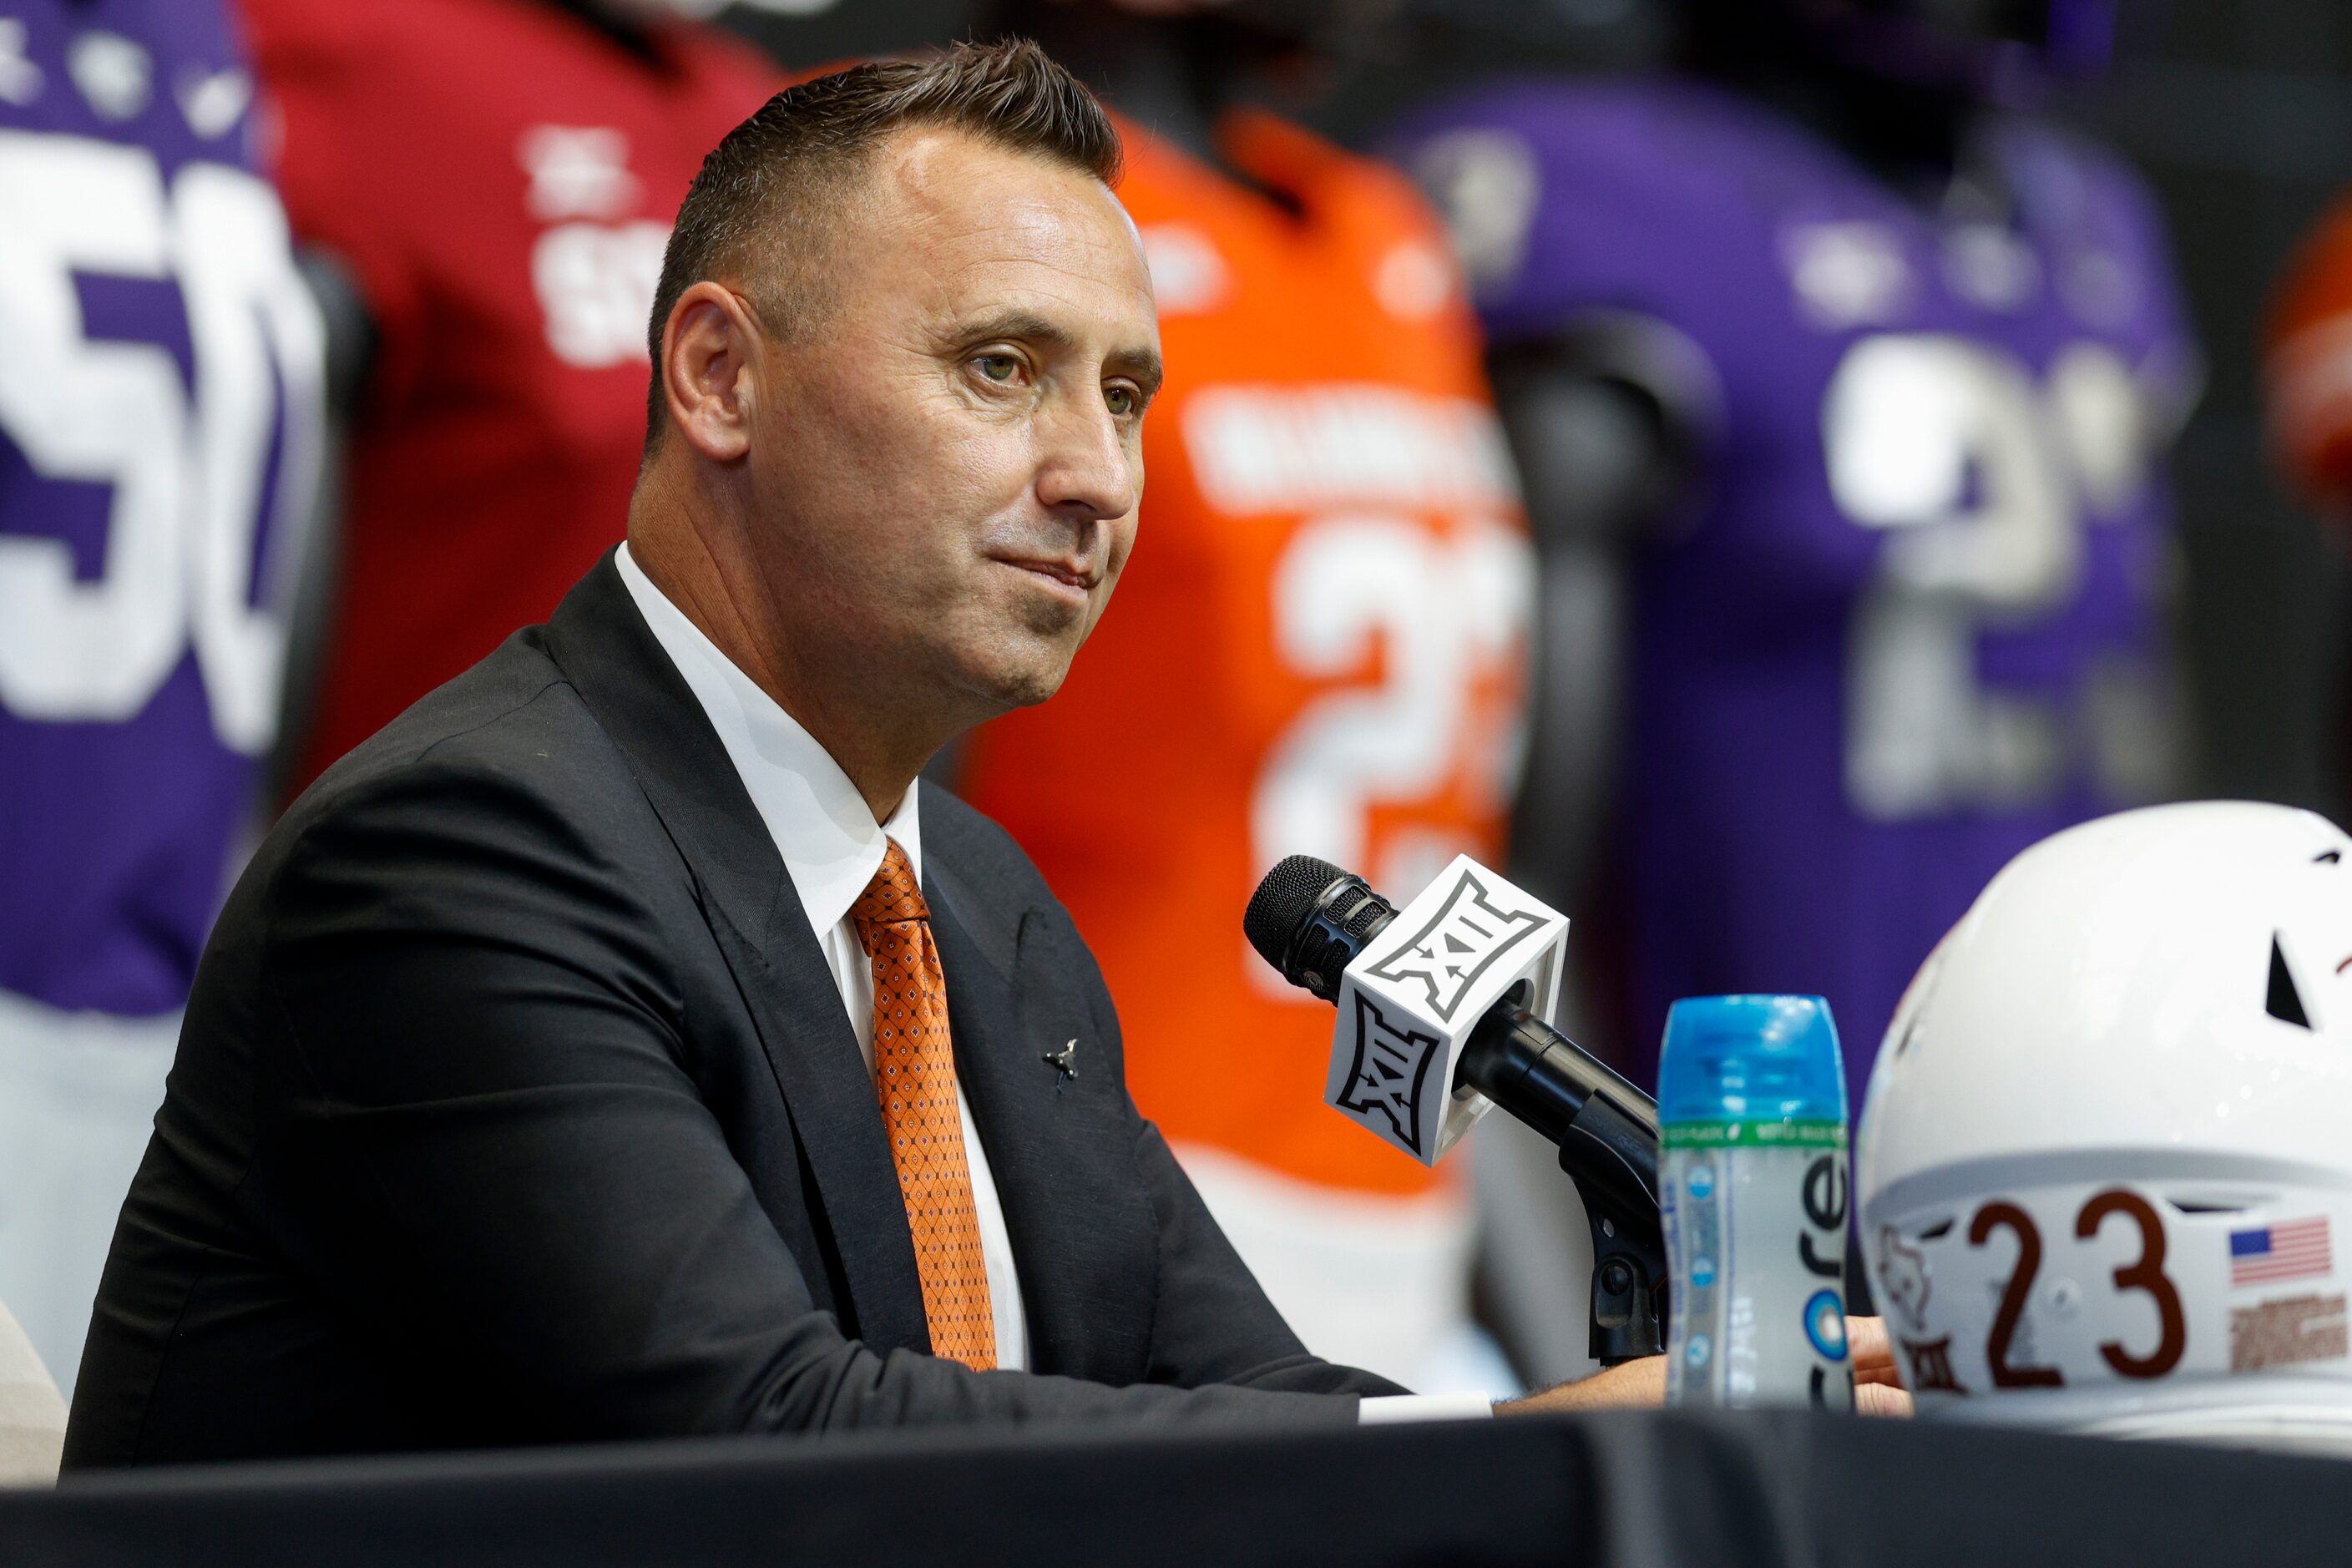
[1858,800,2352,1452]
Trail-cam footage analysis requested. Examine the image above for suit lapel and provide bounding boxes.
[927,855,1158,1383]
[544,554,930,1356]
[691,909,930,1356]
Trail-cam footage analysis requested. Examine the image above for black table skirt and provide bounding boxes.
[6,1408,2344,1567]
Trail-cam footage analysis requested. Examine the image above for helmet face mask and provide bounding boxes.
[1859,802,2352,1453]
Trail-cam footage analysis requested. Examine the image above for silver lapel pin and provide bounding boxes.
[1042,1038,1078,1080]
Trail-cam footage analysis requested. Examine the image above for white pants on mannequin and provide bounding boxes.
[0,1298,65,1486]
[0,990,178,1403]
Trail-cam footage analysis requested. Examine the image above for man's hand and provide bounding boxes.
[1848,1315,1913,1416]
[1494,1317,1914,1416]
[1494,1354,1667,1414]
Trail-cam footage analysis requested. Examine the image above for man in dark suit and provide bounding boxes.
[66,40,1678,1468]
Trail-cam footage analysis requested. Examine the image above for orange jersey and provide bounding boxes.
[2269,195,2352,511]
[959,113,1532,1199]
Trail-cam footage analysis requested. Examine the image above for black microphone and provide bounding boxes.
[1247,854,1666,1363]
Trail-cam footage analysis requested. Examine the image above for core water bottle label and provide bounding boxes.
[1664,1142,1851,1410]
[1804,1290,1849,1362]
[1662,1119,1848,1151]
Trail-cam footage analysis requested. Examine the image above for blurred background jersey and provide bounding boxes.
[237,0,775,794]
[2267,200,2352,799]
[2269,198,2352,518]
[1390,77,2194,1104]
[959,111,1532,1388]
[0,0,323,1388]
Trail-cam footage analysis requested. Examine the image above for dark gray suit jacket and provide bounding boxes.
[64,555,1402,1468]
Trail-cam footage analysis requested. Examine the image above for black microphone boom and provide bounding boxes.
[1247,855,1667,1364]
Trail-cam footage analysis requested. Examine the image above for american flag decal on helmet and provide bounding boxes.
[2230,1217,2334,1288]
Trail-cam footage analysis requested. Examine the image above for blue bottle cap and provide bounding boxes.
[1657,995,1847,1130]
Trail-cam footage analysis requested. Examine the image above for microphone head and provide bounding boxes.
[1244,855,1350,975]
[1244,854,1397,1003]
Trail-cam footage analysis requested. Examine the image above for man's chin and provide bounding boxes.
[985,665,1075,711]
[946,647,1080,715]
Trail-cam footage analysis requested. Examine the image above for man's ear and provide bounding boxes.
[660,281,763,463]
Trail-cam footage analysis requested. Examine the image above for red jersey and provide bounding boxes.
[240,0,776,789]
[2269,195,2352,512]
[959,114,1533,1199]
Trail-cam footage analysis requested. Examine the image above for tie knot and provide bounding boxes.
[852,839,927,937]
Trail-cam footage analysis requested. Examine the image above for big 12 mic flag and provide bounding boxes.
[1327,857,1569,1165]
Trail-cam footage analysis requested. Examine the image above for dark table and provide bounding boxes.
[5,1408,2344,1566]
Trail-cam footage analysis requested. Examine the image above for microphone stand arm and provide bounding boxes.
[1454,1008,1667,1366]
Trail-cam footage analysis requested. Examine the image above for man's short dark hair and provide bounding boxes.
[642,38,1123,456]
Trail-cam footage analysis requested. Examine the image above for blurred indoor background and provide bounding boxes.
[736,0,2352,820]
[10,0,2352,1414]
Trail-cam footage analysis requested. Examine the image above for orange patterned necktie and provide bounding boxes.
[850,840,996,1369]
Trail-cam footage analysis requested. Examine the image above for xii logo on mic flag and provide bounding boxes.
[1338,997,1446,1156]
[1327,856,1569,1166]
[1365,873,1551,1021]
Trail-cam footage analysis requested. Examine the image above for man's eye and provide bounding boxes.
[975,353,1022,383]
[1105,386,1136,417]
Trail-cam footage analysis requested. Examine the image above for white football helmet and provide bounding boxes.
[1858,801,2352,1454]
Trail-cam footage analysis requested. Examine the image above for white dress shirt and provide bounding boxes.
[615,544,1487,1421]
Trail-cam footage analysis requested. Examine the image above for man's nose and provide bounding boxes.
[1034,388,1139,523]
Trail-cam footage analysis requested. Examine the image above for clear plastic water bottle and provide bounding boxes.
[1658,995,1852,1410]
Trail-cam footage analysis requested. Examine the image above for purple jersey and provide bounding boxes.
[1388,78,2193,1101]
[0,1,322,1016]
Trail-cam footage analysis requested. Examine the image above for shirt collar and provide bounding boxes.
[615,543,921,939]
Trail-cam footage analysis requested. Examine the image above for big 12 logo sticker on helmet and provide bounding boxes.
[1874,1185,2352,1404]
